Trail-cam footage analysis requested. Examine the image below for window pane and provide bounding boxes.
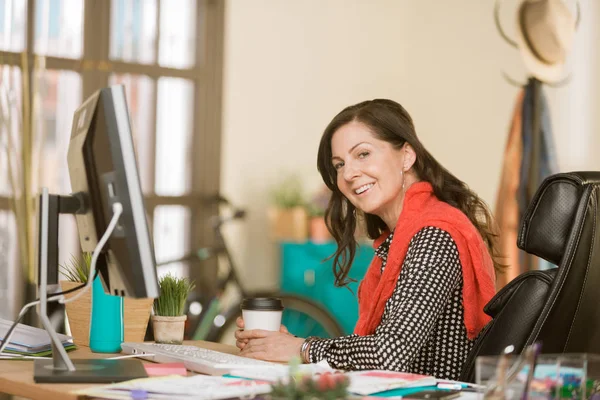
[155,77,193,195]
[0,0,27,52]
[110,0,157,64]
[158,0,196,68]
[109,74,155,194]
[34,0,84,58]
[0,66,22,197]
[153,205,190,278]
[33,69,81,266]
[0,210,20,319]
[35,69,82,194]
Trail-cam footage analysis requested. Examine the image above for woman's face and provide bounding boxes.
[331,121,407,221]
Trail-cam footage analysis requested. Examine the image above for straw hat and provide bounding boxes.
[515,0,576,82]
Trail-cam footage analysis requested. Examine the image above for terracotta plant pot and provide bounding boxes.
[60,280,154,347]
[267,206,308,241]
[60,281,91,347]
[152,315,187,344]
[309,216,332,243]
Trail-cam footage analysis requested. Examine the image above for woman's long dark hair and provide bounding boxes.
[317,99,502,287]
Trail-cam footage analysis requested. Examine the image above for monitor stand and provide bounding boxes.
[33,187,147,383]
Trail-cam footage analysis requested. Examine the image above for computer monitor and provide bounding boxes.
[32,84,159,383]
[66,85,158,299]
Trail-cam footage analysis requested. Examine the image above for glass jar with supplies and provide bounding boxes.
[476,351,600,400]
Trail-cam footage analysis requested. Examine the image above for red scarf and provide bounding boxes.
[354,182,496,340]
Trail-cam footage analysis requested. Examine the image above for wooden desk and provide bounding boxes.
[0,341,238,400]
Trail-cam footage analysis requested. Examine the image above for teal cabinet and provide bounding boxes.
[279,241,374,335]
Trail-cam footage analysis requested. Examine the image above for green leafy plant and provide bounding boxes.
[270,357,350,399]
[153,273,196,317]
[59,253,92,283]
[271,175,306,209]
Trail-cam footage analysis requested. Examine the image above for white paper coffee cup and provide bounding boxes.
[241,297,284,331]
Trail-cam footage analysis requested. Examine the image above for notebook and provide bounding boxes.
[0,317,74,355]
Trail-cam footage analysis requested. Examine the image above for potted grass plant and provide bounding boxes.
[60,253,154,348]
[152,273,195,344]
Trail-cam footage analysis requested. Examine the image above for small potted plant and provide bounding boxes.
[152,273,195,344]
[306,186,332,243]
[267,174,308,242]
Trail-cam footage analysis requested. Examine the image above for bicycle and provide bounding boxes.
[155,195,344,345]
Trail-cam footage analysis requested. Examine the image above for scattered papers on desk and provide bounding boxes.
[75,374,273,400]
[0,317,74,355]
[228,359,337,382]
[345,370,436,395]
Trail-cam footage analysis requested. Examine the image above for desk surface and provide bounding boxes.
[0,340,238,400]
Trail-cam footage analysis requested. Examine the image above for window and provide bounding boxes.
[0,0,224,320]
[158,0,197,68]
[109,73,155,194]
[35,70,82,193]
[34,0,84,58]
[0,210,18,320]
[0,65,21,197]
[153,205,190,275]
[0,0,27,52]
[110,0,157,64]
[155,77,193,196]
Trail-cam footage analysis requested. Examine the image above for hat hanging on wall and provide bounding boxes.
[494,0,580,85]
[515,0,576,82]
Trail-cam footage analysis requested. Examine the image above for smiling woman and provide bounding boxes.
[234,99,502,380]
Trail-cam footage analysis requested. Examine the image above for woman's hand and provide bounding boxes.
[234,316,289,350]
[236,328,305,363]
[234,317,302,363]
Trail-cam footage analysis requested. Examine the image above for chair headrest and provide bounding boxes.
[517,172,600,265]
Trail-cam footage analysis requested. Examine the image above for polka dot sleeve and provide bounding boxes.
[307,227,468,378]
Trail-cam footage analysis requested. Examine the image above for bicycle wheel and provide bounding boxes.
[209,293,344,344]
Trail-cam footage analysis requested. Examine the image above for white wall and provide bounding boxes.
[221,0,600,291]
[547,0,600,171]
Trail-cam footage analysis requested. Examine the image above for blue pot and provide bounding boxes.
[89,276,124,353]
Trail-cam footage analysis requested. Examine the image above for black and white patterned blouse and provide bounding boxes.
[308,226,475,380]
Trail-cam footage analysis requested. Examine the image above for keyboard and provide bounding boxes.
[120,342,283,376]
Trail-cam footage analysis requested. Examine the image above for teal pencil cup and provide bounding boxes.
[89,276,124,353]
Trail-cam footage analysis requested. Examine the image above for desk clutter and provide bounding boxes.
[0,317,75,357]
[72,348,600,400]
[75,358,477,400]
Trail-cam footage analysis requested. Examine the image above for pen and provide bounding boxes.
[437,383,464,390]
[130,389,148,399]
[436,383,479,392]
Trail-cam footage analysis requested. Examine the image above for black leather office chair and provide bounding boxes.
[460,171,600,382]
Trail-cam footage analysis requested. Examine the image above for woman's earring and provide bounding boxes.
[401,170,406,192]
